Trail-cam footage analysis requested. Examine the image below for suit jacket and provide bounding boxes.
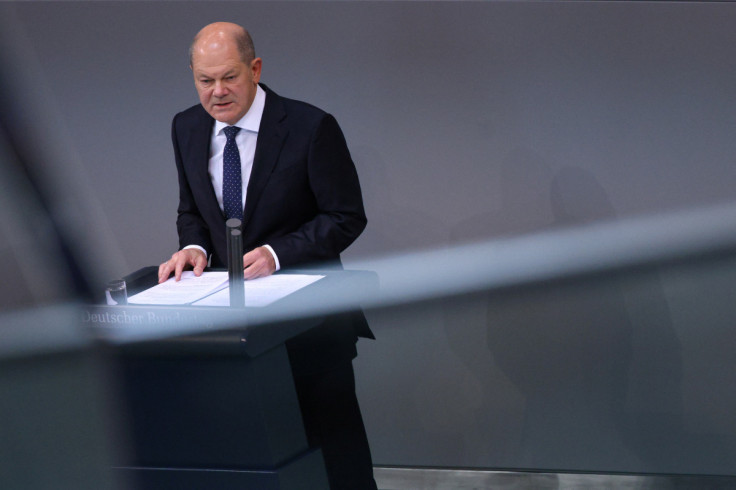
[171,84,373,353]
[172,84,367,270]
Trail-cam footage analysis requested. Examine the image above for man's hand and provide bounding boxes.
[158,249,207,283]
[243,246,276,280]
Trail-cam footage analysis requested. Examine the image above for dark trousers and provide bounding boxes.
[292,360,377,490]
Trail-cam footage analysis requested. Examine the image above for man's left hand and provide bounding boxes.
[243,246,276,280]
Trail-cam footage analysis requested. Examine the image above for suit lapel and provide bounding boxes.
[244,86,288,226]
[186,108,222,220]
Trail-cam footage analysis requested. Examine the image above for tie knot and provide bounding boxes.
[224,126,241,140]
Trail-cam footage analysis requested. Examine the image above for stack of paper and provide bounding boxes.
[127,271,323,307]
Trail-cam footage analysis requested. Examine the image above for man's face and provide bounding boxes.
[191,39,261,125]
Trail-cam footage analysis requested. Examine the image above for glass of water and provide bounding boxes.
[105,279,127,305]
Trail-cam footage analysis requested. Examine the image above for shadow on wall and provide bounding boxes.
[445,164,687,471]
[448,146,555,242]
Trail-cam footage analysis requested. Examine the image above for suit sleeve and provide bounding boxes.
[268,114,367,268]
[172,113,213,255]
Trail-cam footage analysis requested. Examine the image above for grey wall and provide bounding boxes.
[7,0,736,475]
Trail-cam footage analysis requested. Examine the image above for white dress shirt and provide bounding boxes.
[184,85,280,270]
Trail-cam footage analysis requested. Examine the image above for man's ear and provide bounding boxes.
[251,58,263,83]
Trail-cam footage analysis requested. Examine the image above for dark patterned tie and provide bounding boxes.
[222,126,243,221]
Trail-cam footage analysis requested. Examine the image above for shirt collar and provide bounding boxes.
[214,84,266,135]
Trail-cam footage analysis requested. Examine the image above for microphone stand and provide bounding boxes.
[226,218,245,308]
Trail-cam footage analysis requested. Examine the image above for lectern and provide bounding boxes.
[85,267,375,490]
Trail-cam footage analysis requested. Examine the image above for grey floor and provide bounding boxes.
[374,467,736,490]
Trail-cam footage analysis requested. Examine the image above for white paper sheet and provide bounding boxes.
[192,274,324,307]
[127,271,229,305]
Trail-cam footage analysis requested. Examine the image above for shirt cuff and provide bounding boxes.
[183,244,208,258]
[262,244,281,272]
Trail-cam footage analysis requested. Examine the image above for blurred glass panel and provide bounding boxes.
[358,244,736,475]
[0,8,128,489]
[0,3,126,312]
[0,122,79,309]
[0,306,127,490]
[2,0,735,481]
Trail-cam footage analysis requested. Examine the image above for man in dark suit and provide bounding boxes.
[157,22,376,489]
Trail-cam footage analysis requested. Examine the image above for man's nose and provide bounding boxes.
[213,80,228,97]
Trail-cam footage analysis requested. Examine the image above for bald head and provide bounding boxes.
[189,22,255,67]
[189,22,262,125]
